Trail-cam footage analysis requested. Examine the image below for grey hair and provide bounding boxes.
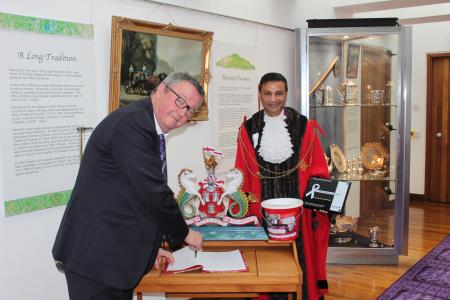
[162,72,205,109]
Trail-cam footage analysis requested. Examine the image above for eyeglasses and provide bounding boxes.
[164,83,196,118]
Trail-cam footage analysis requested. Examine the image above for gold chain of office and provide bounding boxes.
[237,126,317,180]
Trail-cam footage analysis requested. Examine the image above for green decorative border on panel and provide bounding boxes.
[0,12,93,38]
[4,190,72,217]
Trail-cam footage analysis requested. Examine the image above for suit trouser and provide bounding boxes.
[65,269,134,300]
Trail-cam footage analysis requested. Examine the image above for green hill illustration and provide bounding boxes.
[216,53,255,70]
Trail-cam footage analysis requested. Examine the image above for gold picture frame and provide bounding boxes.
[109,16,213,120]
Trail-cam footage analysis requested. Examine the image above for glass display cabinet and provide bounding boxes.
[296,22,411,264]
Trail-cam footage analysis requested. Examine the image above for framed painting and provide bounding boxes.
[346,44,360,78]
[109,16,213,120]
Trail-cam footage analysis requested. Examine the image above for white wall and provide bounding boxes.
[409,20,450,194]
[0,0,295,299]
[0,2,94,300]
[144,0,298,29]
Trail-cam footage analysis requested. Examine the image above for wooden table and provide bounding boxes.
[135,240,302,300]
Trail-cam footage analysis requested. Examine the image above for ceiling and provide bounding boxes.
[334,0,450,24]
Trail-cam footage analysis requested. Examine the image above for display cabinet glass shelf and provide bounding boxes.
[296,23,411,264]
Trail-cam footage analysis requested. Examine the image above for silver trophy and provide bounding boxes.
[337,81,357,105]
[370,90,384,105]
[323,85,335,106]
[369,226,381,247]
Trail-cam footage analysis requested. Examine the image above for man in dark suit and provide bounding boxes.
[53,72,204,300]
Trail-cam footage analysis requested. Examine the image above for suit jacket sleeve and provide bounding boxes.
[110,113,188,246]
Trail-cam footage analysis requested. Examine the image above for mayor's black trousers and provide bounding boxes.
[65,269,134,300]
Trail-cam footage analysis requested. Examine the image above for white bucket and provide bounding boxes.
[261,198,303,241]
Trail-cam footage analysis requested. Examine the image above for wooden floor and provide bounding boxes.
[326,201,450,300]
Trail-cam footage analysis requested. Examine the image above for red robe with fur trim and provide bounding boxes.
[235,118,330,300]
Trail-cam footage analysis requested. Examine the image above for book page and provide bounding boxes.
[166,246,201,272]
[202,250,247,272]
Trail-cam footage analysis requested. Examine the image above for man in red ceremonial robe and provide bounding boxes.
[234,73,330,300]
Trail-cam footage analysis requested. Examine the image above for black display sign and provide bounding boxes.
[303,177,351,214]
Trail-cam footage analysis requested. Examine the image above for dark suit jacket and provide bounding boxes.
[52,99,188,290]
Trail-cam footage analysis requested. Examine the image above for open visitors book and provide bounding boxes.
[163,246,248,274]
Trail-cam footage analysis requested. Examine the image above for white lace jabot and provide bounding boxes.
[258,111,293,164]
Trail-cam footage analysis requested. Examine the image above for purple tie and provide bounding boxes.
[159,134,167,181]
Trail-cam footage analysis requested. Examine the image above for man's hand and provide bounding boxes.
[184,228,203,251]
[153,248,174,269]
